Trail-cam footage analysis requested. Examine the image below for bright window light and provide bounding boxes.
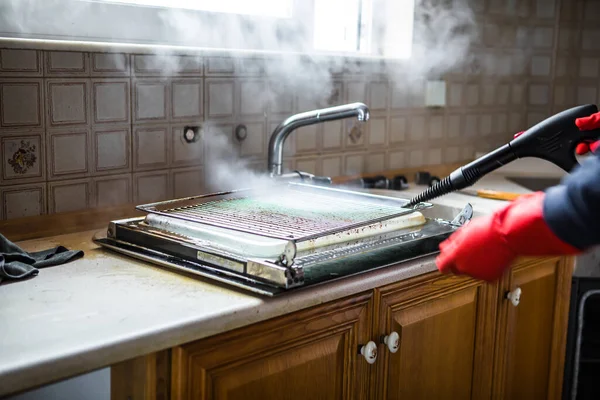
[88,0,294,18]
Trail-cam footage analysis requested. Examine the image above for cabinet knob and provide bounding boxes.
[359,341,378,364]
[506,287,522,306]
[383,331,400,353]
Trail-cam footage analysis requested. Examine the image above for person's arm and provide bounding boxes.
[436,115,600,281]
[544,152,600,249]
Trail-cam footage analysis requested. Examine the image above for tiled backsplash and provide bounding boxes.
[0,0,598,220]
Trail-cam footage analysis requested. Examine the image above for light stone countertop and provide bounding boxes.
[0,158,566,397]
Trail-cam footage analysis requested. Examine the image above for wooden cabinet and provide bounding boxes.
[492,257,573,400]
[111,256,575,400]
[170,292,374,400]
[374,273,498,400]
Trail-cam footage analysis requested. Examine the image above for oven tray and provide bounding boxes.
[134,182,433,243]
[93,216,460,297]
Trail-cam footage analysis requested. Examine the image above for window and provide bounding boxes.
[0,0,416,59]
[88,0,294,18]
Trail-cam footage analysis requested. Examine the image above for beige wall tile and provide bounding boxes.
[172,166,204,198]
[0,182,46,220]
[0,49,42,76]
[134,171,170,204]
[91,53,129,77]
[0,79,44,128]
[45,51,89,76]
[93,127,131,174]
[48,178,92,213]
[171,79,203,120]
[47,79,89,127]
[133,79,168,122]
[134,125,169,171]
[47,129,89,180]
[92,79,130,124]
[94,174,132,207]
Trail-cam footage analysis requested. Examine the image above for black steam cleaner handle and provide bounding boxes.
[406,104,600,207]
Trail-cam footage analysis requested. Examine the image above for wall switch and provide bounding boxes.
[425,80,446,108]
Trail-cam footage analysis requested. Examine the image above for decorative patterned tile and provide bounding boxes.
[171,166,204,198]
[92,79,130,124]
[1,133,45,185]
[205,57,236,75]
[387,150,405,170]
[45,51,89,76]
[295,157,320,175]
[238,80,267,117]
[133,171,170,204]
[238,121,266,158]
[133,125,169,171]
[322,120,343,150]
[345,120,366,148]
[205,79,235,119]
[171,79,203,121]
[369,82,388,111]
[0,49,43,76]
[344,153,364,175]
[368,117,387,146]
[94,174,132,207]
[0,182,46,220]
[133,79,168,122]
[171,125,204,166]
[93,127,131,174]
[47,129,89,180]
[47,79,89,127]
[390,117,407,144]
[366,152,385,173]
[48,178,92,213]
[321,156,342,178]
[132,55,203,76]
[91,53,130,77]
[0,79,43,128]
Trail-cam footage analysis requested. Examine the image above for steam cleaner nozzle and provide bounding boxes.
[405,104,600,208]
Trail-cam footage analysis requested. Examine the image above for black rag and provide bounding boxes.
[0,233,84,283]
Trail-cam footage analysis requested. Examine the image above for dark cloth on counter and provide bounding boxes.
[0,233,84,283]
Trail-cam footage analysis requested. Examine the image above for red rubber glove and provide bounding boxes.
[575,111,600,155]
[436,191,582,282]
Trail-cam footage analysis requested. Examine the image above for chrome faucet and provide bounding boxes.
[267,102,370,176]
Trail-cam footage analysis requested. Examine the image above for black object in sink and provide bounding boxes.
[506,176,563,192]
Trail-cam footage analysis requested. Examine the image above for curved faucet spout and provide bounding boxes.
[267,102,370,176]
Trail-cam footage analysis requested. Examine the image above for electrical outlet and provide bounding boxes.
[425,80,446,108]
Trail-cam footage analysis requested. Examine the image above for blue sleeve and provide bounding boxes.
[543,151,600,250]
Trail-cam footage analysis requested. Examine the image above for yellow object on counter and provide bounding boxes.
[458,189,522,201]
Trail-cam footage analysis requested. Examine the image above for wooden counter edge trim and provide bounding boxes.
[0,204,144,242]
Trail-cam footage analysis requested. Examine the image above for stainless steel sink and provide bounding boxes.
[505,176,563,191]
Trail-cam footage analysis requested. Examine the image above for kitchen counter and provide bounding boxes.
[0,158,570,397]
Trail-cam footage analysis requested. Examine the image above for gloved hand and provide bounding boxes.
[436,191,582,282]
[576,111,600,154]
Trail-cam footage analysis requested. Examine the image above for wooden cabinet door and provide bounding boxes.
[374,272,498,400]
[171,292,373,400]
[492,257,574,400]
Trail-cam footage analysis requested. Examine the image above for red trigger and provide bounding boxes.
[513,131,525,138]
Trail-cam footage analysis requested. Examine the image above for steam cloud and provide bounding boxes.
[0,0,485,195]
